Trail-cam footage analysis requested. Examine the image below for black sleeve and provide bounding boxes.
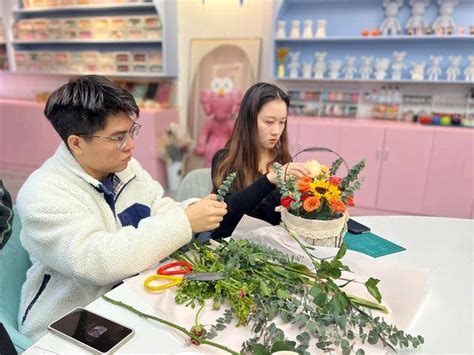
[211,174,276,239]
[210,149,279,239]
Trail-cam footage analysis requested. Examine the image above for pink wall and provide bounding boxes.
[0,72,68,100]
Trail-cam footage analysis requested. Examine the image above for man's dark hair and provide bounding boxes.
[44,75,140,145]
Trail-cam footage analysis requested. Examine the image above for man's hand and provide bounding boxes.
[184,194,227,233]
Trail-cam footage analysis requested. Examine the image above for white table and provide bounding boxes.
[25,216,473,354]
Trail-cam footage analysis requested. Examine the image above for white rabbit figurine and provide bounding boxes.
[302,20,314,39]
[374,58,391,80]
[302,60,313,79]
[446,55,462,81]
[427,55,443,80]
[343,56,357,79]
[391,51,407,80]
[328,60,342,79]
[432,0,459,34]
[289,20,301,39]
[313,51,327,79]
[406,0,430,35]
[276,20,287,39]
[463,56,474,81]
[379,0,403,36]
[287,51,301,78]
[410,61,425,80]
[359,56,374,79]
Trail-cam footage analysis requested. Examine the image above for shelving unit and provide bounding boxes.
[272,0,474,83]
[4,0,178,78]
[12,2,156,14]
[275,35,474,42]
[272,0,474,127]
[277,77,474,85]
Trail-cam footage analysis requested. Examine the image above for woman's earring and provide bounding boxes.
[276,140,281,149]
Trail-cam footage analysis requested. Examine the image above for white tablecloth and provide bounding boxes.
[25,216,473,354]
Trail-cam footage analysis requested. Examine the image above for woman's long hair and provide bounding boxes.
[214,82,292,191]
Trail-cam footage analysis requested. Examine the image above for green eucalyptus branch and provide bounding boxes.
[217,172,236,202]
[102,295,239,354]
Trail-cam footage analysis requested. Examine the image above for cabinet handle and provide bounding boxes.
[376,148,381,160]
[383,148,390,161]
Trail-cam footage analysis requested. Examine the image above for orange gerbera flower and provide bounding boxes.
[296,176,313,192]
[303,196,320,212]
[329,199,346,213]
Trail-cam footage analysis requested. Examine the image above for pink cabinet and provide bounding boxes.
[421,129,473,218]
[0,99,178,187]
[286,120,299,156]
[376,127,434,214]
[339,124,385,209]
[0,99,60,171]
[295,120,340,166]
[288,116,472,218]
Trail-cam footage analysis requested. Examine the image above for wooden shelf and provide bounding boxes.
[13,2,155,14]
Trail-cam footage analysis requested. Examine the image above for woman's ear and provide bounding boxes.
[67,135,84,155]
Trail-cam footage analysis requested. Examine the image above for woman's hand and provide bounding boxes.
[267,162,311,185]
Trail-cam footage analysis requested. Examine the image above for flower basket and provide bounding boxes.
[277,206,349,247]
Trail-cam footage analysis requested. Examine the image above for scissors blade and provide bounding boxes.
[185,272,225,281]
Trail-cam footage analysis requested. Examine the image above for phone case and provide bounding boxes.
[48,307,134,354]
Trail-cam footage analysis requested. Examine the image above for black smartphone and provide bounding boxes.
[347,218,371,234]
[48,308,134,354]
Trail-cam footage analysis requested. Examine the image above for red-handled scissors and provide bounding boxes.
[156,261,193,275]
[144,261,224,292]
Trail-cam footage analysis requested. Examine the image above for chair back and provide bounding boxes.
[175,168,212,201]
[0,207,33,351]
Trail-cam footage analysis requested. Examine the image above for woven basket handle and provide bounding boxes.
[285,147,349,179]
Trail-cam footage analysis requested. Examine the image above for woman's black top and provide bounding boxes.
[210,149,282,239]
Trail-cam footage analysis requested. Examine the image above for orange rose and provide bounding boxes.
[296,176,313,192]
[329,199,346,213]
[329,176,342,186]
[303,196,320,212]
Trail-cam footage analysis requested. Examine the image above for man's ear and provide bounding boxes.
[67,135,85,155]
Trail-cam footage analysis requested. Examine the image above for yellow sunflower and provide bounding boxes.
[309,179,330,198]
[324,184,342,201]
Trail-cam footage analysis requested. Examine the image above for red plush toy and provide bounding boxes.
[195,77,242,167]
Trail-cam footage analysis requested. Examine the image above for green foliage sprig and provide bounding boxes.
[172,238,423,354]
[217,172,236,202]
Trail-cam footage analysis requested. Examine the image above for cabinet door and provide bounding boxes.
[294,120,340,167]
[339,125,385,209]
[286,120,299,156]
[422,130,473,218]
[376,127,434,214]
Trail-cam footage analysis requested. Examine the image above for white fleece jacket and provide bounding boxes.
[17,144,195,341]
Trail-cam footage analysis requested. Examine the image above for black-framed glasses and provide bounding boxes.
[81,122,141,151]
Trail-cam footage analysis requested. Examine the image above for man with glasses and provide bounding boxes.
[16,75,228,341]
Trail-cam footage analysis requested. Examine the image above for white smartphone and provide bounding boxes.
[48,307,134,354]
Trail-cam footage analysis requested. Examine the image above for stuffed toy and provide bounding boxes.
[195,77,241,167]
[391,51,407,80]
[427,55,443,80]
[406,0,430,35]
[464,56,474,81]
[432,0,459,34]
[379,0,404,36]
